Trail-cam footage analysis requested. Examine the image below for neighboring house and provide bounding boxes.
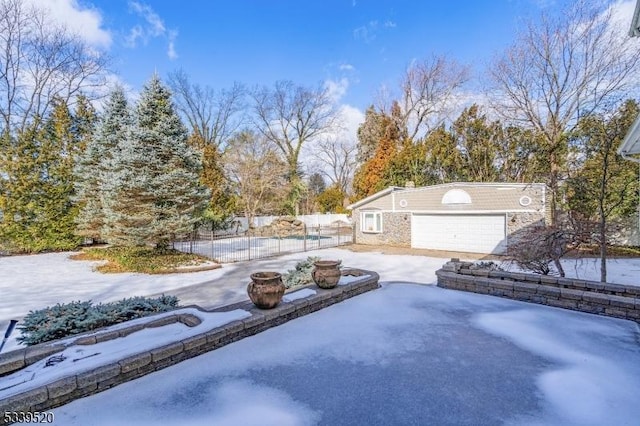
[619,111,640,162]
[618,0,640,240]
[347,182,549,255]
[620,0,640,162]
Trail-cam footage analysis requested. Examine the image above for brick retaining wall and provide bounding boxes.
[436,259,640,322]
[0,271,379,423]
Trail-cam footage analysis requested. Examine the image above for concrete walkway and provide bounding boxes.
[146,246,473,310]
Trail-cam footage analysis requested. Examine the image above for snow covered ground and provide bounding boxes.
[1,249,639,353]
[0,248,445,352]
[44,283,640,426]
[3,250,640,424]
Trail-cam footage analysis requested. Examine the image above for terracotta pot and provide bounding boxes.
[247,271,285,309]
[312,260,342,289]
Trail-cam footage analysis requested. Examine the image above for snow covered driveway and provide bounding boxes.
[47,283,640,426]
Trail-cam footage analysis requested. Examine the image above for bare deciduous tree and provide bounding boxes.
[167,69,245,150]
[0,0,108,133]
[223,130,288,227]
[251,80,339,181]
[394,55,469,141]
[488,0,640,223]
[313,137,357,195]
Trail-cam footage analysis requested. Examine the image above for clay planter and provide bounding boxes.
[247,272,285,309]
[312,260,342,289]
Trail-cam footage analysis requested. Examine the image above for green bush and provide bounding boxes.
[72,246,210,274]
[282,256,321,288]
[18,295,179,346]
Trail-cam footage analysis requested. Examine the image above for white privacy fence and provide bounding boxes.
[235,214,351,231]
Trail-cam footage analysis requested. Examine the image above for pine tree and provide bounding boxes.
[75,88,131,241]
[102,75,209,250]
[352,115,401,198]
[190,131,237,231]
[0,124,43,252]
[0,99,83,252]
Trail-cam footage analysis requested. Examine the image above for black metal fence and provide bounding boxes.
[172,223,354,263]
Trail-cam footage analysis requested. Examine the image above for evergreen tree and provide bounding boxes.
[452,105,501,182]
[0,125,43,252]
[352,115,401,198]
[380,139,432,188]
[423,126,465,184]
[102,75,209,250]
[75,88,131,241]
[316,184,347,213]
[0,99,83,252]
[190,131,237,231]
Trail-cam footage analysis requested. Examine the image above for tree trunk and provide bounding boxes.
[599,206,607,283]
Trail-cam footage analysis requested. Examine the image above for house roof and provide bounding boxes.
[346,186,404,210]
[347,182,545,210]
[631,0,640,37]
[619,113,640,159]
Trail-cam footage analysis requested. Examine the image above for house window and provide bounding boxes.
[361,211,382,233]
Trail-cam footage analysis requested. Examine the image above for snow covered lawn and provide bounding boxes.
[1,249,639,353]
[0,248,444,352]
[47,283,640,426]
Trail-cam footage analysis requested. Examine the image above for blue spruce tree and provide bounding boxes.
[103,75,209,250]
[75,88,129,242]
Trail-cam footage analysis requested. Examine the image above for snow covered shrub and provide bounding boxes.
[470,261,503,271]
[18,295,179,345]
[283,256,321,288]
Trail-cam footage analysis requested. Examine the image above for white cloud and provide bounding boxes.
[26,0,112,48]
[353,19,396,43]
[339,64,355,72]
[126,1,177,60]
[338,104,365,140]
[125,25,144,48]
[167,30,178,60]
[325,78,350,103]
[129,1,165,36]
[353,20,378,43]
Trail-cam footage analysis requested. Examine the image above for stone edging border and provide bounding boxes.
[0,270,379,423]
[436,259,640,322]
[0,313,203,378]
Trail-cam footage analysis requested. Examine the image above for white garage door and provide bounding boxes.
[411,214,506,254]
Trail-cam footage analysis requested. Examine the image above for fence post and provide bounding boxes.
[317,225,321,249]
[248,232,251,261]
[337,223,340,246]
[304,224,307,252]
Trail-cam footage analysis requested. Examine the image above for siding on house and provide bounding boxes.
[349,183,548,252]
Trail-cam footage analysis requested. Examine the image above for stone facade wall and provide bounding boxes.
[505,211,546,250]
[0,273,380,423]
[436,259,640,322]
[354,209,545,252]
[353,210,411,247]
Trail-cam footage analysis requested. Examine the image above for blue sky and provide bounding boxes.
[34,0,636,141]
[42,0,580,109]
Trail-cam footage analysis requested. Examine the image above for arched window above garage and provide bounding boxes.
[441,189,472,204]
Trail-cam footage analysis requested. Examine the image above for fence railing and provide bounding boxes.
[172,223,354,263]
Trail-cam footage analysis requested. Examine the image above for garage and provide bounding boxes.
[411,214,506,254]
